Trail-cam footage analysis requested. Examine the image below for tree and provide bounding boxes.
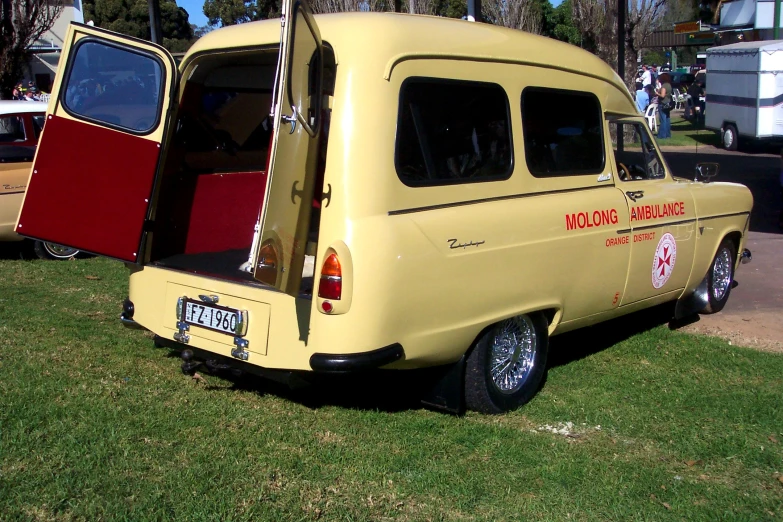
[202,0,280,25]
[310,0,392,14]
[546,0,585,47]
[571,0,666,87]
[82,0,193,50]
[482,0,550,34]
[0,0,64,98]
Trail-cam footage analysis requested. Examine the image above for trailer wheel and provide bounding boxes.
[465,313,548,414]
[722,124,738,151]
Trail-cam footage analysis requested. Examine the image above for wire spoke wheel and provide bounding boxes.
[34,240,80,260]
[44,243,79,259]
[702,238,736,314]
[489,316,537,395]
[465,313,548,414]
[711,247,732,302]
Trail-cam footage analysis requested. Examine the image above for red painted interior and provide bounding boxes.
[16,115,160,262]
[183,171,267,254]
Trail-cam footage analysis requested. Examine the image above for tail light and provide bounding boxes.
[256,242,278,286]
[318,252,342,303]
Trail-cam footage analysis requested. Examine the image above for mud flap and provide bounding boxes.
[419,355,466,415]
[674,276,709,320]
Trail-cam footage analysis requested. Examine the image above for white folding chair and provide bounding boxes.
[644,103,657,133]
[673,88,686,110]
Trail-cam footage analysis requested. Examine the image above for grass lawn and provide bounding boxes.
[1,256,782,521]
[654,113,720,149]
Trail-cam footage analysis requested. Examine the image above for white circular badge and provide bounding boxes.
[652,233,677,289]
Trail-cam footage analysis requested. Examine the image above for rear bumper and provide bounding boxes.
[309,344,405,373]
[120,312,145,329]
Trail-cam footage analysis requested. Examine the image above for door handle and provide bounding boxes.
[626,190,644,202]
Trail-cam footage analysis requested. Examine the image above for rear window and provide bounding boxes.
[0,116,26,143]
[395,78,513,186]
[32,114,45,140]
[521,87,604,177]
[62,40,164,134]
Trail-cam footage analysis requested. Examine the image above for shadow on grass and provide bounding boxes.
[547,302,681,369]
[0,241,31,260]
[161,303,697,414]
[163,349,425,413]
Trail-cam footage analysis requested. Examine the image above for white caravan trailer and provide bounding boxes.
[706,40,783,150]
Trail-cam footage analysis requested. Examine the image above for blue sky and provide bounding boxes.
[180,0,209,27]
[180,0,565,30]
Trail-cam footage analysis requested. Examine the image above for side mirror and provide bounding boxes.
[695,162,719,182]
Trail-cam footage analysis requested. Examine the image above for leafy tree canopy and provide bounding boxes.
[83,0,193,50]
[546,0,582,46]
[203,0,279,26]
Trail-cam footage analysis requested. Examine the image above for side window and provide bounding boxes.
[0,116,26,142]
[62,40,164,134]
[32,114,45,140]
[395,78,513,186]
[521,87,604,177]
[611,120,665,181]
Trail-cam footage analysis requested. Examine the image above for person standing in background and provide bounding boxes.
[635,82,649,113]
[656,73,672,139]
[641,65,652,89]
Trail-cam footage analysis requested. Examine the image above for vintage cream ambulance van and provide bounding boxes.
[17,2,753,413]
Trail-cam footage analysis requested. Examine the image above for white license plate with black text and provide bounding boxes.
[182,299,247,336]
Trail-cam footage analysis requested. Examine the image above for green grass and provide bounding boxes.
[1,256,782,521]
[654,114,720,148]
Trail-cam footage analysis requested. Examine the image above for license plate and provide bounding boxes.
[180,299,248,336]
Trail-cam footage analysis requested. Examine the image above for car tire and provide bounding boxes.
[701,238,736,314]
[722,124,738,151]
[33,240,80,260]
[465,313,548,414]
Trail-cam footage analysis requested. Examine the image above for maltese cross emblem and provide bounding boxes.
[651,233,677,289]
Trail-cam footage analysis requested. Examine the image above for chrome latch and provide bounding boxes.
[175,321,190,344]
[281,106,298,134]
[232,337,249,361]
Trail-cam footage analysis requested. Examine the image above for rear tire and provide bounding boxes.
[722,124,738,151]
[33,240,80,260]
[465,313,548,414]
[701,238,736,314]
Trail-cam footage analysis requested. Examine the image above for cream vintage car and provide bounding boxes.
[1,100,83,259]
[17,4,753,413]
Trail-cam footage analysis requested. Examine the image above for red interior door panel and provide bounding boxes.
[17,115,161,262]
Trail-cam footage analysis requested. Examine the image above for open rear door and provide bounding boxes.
[16,24,177,263]
[252,0,323,296]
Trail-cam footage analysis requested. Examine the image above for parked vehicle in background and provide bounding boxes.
[670,72,695,92]
[706,40,783,151]
[0,100,83,259]
[16,6,754,414]
[690,52,707,73]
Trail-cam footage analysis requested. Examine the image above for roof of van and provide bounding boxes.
[187,13,635,110]
[707,40,783,53]
[0,100,48,115]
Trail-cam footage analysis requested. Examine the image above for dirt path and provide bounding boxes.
[677,233,783,353]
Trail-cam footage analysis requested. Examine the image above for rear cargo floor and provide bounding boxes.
[153,249,314,296]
